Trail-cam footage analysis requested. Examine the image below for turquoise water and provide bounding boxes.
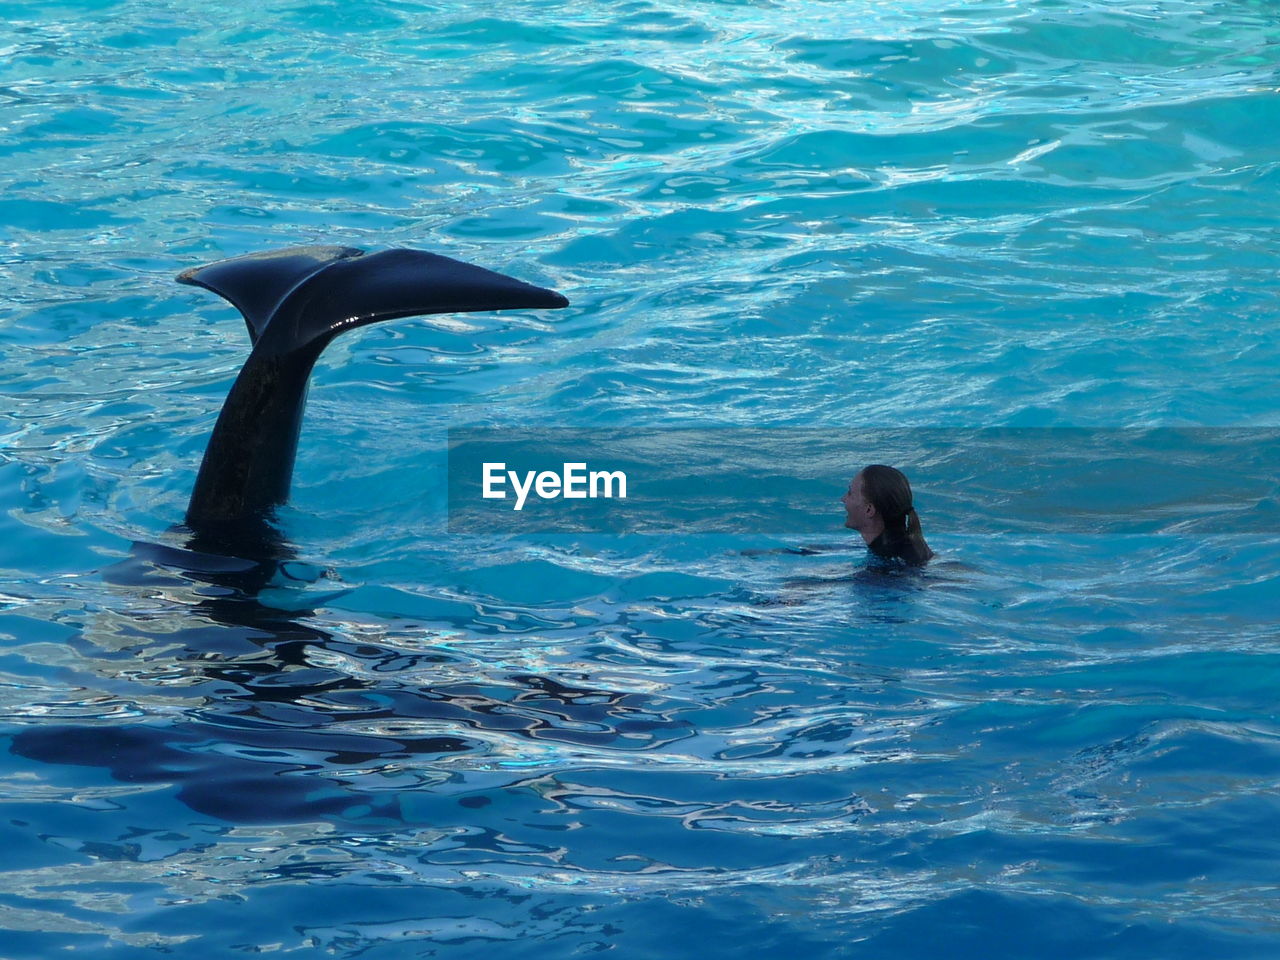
[3,0,1279,956]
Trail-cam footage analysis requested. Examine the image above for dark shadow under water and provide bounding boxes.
[741,541,973,608]
[11,531,693,824]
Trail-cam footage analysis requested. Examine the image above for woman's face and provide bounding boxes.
[841,471,874,532]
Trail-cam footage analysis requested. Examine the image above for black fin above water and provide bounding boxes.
[180,245,568,542]
[178,245,364,345]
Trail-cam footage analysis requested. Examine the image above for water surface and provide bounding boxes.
[2,1,1279,956]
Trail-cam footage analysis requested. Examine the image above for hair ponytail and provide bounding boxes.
[860,466,933,566]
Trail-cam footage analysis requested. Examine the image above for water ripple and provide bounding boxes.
[3,0,1280,956]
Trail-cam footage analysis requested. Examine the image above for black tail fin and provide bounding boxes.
[180,246,568,541]
[177,246,365,345]
[178,246,568,349]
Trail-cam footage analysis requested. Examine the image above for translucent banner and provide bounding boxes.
[446,428,1280,535]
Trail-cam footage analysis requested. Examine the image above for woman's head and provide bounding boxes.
[841,464,932,565]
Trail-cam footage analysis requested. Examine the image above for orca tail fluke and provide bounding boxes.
[180,245,568,546]
[178,246,568,350]
[177,245,365,345]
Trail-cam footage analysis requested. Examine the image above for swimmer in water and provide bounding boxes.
[841,464,933,566]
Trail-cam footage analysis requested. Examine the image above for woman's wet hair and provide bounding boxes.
[860,464,933,566]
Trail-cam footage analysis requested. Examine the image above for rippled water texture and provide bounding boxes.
[2,1,1279,957]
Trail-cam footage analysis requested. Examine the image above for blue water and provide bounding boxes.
[2,0,1279,956]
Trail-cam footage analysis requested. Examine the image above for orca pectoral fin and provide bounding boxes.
[177,245,365,344]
